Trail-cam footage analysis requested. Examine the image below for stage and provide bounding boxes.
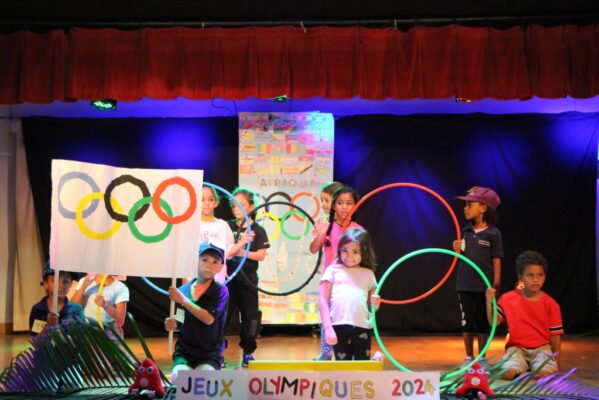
[1,330,598,399]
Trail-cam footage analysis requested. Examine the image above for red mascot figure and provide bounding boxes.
[456,361,495,399]
[129,358,166,398]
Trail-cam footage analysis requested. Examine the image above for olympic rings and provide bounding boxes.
[76,193,123,240]
[280,210,311,240]
[255,211,282,242]
[290,192,320,221]
[141,182,251,294]
[152,177,197,224]
[234,200,322,297]
[58,172,101,219]
[371,248,498,379]
[349,183,461,305]
[58,171,198,243]
[128,197,174,243]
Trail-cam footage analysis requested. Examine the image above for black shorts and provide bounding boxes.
[458,291,490,334]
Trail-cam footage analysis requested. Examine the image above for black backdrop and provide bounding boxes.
[22,113,599,336]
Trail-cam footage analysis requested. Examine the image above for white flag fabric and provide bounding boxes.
[50,159,203,278]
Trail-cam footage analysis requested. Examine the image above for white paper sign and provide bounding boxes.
[176,370,440,400]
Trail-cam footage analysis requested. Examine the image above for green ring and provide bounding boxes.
[371,248,498,379]
[127,197,174,243]
[280,210,311,240]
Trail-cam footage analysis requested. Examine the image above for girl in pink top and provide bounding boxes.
[309,185,362,360]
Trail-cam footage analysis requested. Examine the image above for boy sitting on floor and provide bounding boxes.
[486,250,564,379]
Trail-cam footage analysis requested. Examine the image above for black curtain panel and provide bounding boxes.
[22,113,599,336]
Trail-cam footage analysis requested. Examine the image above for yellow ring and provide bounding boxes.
[254,211,281,242]
[76,192,123,240]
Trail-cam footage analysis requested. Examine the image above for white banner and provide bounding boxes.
[50,159,203,278]
[239,112,334,324]
[176,370,440,400]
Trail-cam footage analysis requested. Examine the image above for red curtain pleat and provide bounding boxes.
[1,25,597,104]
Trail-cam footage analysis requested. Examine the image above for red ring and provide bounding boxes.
[290,192,321,222]
[152,177,197,224]
[349,183,461,305]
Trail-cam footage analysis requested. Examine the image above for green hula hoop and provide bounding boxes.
[371,248,498,379]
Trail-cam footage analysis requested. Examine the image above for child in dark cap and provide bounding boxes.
[29,263,84,337]
[452,186,503,366]
[165,242,229,381]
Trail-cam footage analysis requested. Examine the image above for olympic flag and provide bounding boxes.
[50,159,204,278]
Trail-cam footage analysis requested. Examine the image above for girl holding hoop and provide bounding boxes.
[226,187,270,367]
[310,185,362,360]
[319,228,381,361]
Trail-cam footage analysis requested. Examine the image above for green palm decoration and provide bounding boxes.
[0,314,173,398]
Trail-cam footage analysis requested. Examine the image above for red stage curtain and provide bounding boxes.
[1,25,598,103]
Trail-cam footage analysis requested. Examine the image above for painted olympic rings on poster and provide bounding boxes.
[349,182,461,305]
[58,172,197,243]
[372,248,498,378]
[254,211,282,242]
[141,182,251,294]
[237,200,322,296]
[264,191,321,222]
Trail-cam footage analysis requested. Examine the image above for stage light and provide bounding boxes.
[455,96,472,103]
[272,95,288,103]
[91,99,117,110]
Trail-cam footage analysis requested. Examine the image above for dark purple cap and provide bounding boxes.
[456,186,501,210]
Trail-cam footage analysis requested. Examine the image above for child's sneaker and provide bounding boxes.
[313,351,333,361]
[242,353,255,368]
[372,351,384,362]
[462,356,474,367]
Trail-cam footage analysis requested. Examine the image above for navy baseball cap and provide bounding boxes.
[41,262,78,282]
[198,242,225,261]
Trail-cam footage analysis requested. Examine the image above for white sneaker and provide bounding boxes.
[372,351,384,361]
[462,356,474,367]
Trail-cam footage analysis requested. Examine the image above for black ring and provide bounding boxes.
[104,174,151,222]
[232,200,322,297]
[264,191,292,213]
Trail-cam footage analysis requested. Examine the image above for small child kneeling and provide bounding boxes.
[486,250,564,380]
[165,242,229,381]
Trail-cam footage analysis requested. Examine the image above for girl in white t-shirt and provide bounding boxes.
[319,228,381,361]
[199,185,235,283]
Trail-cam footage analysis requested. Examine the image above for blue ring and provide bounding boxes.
[57,172,101,219]
[141,181,251,295]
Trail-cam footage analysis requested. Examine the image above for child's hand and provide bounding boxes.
[168,286,187,305]
[94,295,106,308]
[370,294,381,310]
[164,317,177,332]
[452,240,464,253]
[324,327,338,346]
[485,288,496,301]
[239,231,256,245]
[314,219,328,236]
[46,312,59,327]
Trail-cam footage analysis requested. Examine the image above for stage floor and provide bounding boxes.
[2,331,598,388]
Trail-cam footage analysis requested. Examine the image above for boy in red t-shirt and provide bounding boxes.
[486,250,564,380]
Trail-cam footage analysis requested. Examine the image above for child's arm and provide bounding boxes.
[369,290,381,311]
[485,288,504,326]
[550,335,562,370]
[309,219,328,254]
[169,286,215,325]
[227,231,255,259]
[319,281,337,346]
[236,247,267,261]
[70,275,94,305]
[492,258,501,290]
[95,296,127,326]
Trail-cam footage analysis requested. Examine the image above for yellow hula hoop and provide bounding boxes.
[96,274,109,329]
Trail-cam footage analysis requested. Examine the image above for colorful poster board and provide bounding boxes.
[238,112,334,324]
